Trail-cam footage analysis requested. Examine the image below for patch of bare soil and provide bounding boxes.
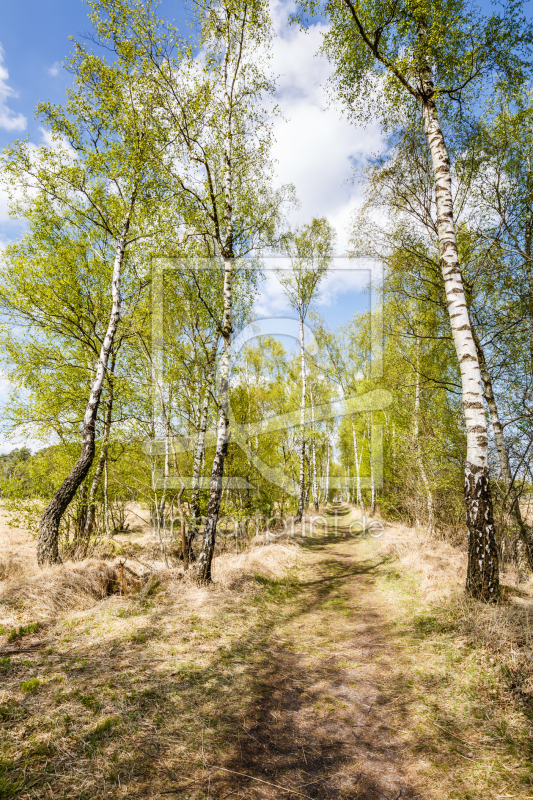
[209,536,421,800]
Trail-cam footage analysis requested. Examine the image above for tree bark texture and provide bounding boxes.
[188,337,218,561]
[421,91,499,601]
[37,202,134,566]
[472,326,533,570]
[81,355,116,553]
[310,385,319,511]
[295,313,307,523]
[196,259,232,583]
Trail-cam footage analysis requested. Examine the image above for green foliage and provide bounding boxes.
[7,623,40,642]
[20,678,40,693]
[299,0,533,131]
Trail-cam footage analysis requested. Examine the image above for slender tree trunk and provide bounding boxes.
[310,385,319,510]
[413,352,434,531]
[188,336,218,561]
[37,198,134,566]
[81,356,116,552]
[196,259,232,583]
[367,413,376,516]
[195,20,238,583]
[104,459,109,536]
[323,441,330,504]
[157,437,170,568]
[295,313,307,523]
[421,91,499,601]
[351,417,365,518]
[524,215,533,372]
[472,326,533,569]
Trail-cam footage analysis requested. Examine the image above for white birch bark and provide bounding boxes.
[367,413,376,516]
[351,417,364,518]
[310,384,319,510]
[188,336,219,560]
[197,259,232,582]
[323,441,330,504]
[419,61,499,599]
[37,193,136,565]
[104,459,109,537]
[295,312,307,522]
[471,326,533,569]
[196,12,237,582]
[413,364,434,531]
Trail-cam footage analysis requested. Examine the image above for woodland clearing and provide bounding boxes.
[0,504,533,799]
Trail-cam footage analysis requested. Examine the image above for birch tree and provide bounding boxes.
[305,0,533,600]
[277,218,335,522]
[118,0,290,581]
[1,5,163,564]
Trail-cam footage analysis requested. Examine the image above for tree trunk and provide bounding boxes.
[351,417,365,518]
[413,351,434,531]
[81,356,116,553]
[196,258,232,584]
[188,336,218,561]
[471,326,533,569]
[310,385,319,510]
[421,92,499,601]
[524,215,533,372]
[104,459,110,536]
[37,199,134,566]
[295,313,307,523]
[323,441,330,504]
[366,413,376,516]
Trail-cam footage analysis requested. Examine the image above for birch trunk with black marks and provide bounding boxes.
[323,441,330,504]
[295,313,307,523]
[188,337,219,561]
[471,327,533,569]
[37,200,134,566]
[195,3,245,583]
[196,260,232,583]
[367,413,376,516]
[351,417,364,518]
[525,215,533,372]
[81,355,116,553]
[104,460,109,536]
[420,77,499,599]
[413,352,434,531]
[310,385,319,510]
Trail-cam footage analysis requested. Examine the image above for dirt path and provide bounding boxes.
[209,512,422,799]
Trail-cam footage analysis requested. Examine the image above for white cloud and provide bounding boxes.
[254,261,370,319]
[0,45,26,131]
[48,62,61,77]
[269,0,384,252]
[0,190,10,224]
[38,126,77,158]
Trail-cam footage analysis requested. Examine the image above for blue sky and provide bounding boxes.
[0,1,193,154]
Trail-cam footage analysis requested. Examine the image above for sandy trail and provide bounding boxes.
[210,508,422,799]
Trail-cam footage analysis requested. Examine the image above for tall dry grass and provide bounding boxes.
[0,494,300,630]
[377,520,533,697]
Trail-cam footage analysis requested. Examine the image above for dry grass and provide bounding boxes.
[0,560,117,623]
[1,502,533,799]
[377,520,467,600]
[0,509,303,800]
[211,541,299,591]
[376,519,533,691]
[359,518,533,798]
